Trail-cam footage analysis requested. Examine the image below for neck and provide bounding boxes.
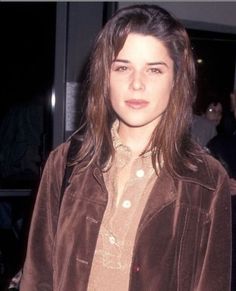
[118,123,154,156]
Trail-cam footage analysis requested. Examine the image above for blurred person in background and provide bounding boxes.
[191,100,223,148]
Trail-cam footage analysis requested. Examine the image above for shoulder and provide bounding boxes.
[47,133,84,168]
[179,152,228,191]
[48,141,71,164]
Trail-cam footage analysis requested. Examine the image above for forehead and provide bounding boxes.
[115,33,171,61]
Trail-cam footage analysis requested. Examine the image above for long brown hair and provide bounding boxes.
[73,4,201,177]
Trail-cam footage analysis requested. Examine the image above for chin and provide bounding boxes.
[121,119,155,129]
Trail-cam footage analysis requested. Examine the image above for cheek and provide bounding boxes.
[109,86,117,104]
[109,80,125,101]
[153,81,172,99]
[154,83,172,110]
[109,87,120,110]
[159,94,171,112]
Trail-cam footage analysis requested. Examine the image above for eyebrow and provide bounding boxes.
[112,59,129,63]
[113,59,169,67]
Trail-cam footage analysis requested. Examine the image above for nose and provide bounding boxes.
[130,71,144,91]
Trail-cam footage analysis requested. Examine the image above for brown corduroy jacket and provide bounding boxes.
[20,141,231,291]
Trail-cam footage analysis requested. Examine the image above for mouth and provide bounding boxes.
[125,99,149,109]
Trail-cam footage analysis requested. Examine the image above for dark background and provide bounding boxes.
[189,29,236,114]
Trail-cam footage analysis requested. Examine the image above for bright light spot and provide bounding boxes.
[197,59,203,64]
[51,90,56,109]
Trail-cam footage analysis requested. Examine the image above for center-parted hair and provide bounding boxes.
[74,4,201,177]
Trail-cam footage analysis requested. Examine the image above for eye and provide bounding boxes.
[114,65,128,72]
[147,67,162,74]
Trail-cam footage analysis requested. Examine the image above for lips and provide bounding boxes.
[125,99,149,109]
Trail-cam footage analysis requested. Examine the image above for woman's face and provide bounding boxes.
[109,33,174,133]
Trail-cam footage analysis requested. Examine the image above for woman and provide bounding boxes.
[20,4,231,291]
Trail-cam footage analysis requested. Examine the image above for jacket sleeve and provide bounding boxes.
[196,171,232,291]
[20,143,69,291]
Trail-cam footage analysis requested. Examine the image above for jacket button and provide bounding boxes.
[134,265,140,272]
